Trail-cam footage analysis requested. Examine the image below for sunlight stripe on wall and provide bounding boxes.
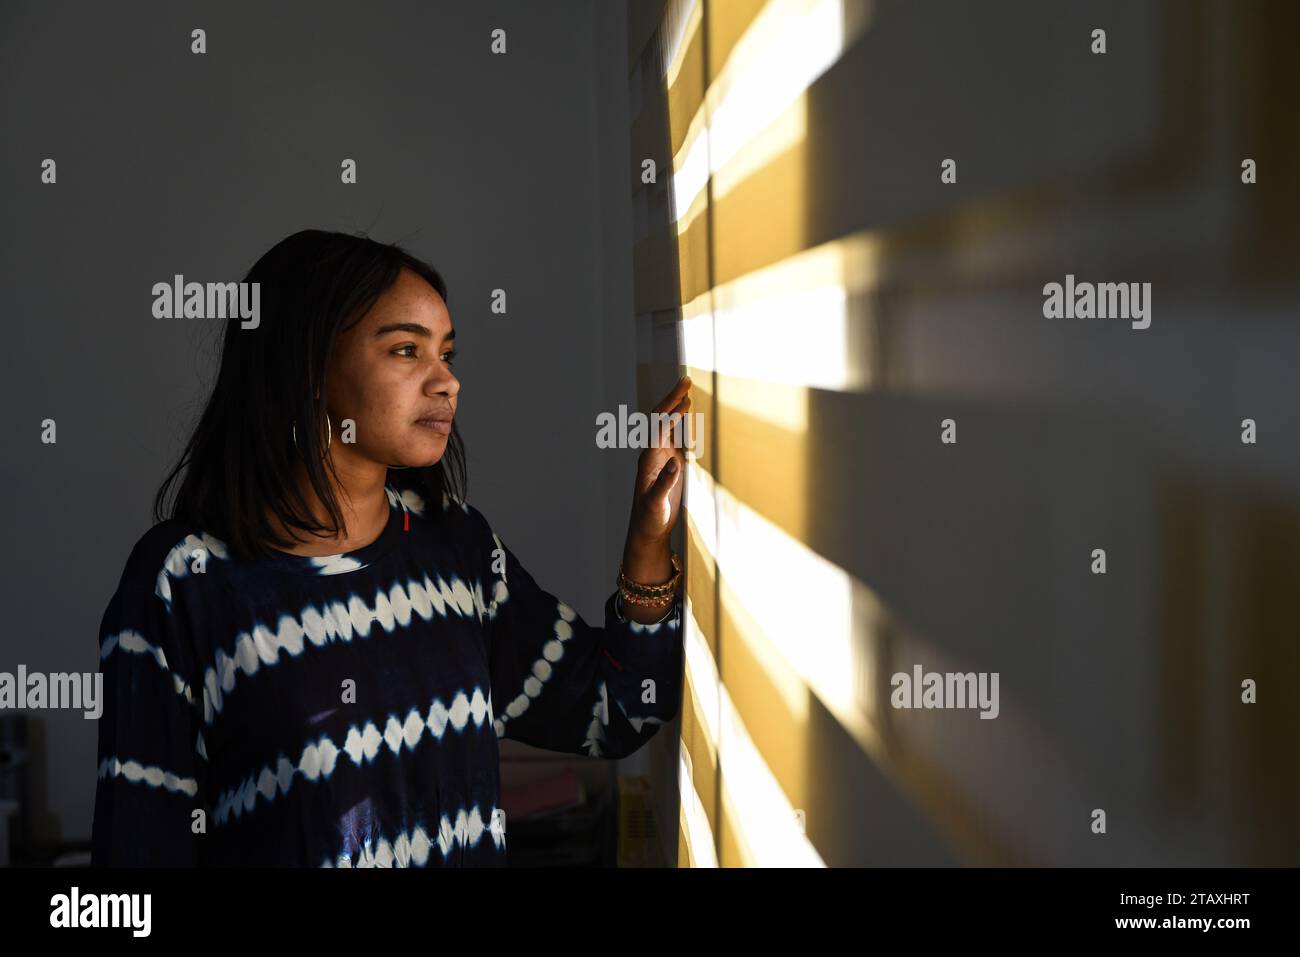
[686,462,881,752]
[679,231,900,402]
[670,0,846,223]
[678,737,718,867]
[681,596,826,866]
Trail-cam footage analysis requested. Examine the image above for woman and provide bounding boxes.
[91,229,691,867]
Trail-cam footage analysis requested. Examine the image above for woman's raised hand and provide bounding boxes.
[626,374,692,546]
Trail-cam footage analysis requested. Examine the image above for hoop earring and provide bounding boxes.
[291,413,332,456]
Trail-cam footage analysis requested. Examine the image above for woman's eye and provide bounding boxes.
[394,344,455,365]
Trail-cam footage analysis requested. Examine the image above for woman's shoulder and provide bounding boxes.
[113,517,230,605]
[438,491,494,543]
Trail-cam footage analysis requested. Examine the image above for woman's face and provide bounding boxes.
[324,266,459,470]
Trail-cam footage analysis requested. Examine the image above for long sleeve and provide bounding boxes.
[91,537,210,866]
[466,503,685,760]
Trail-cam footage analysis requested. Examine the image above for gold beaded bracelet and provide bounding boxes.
[618,552,682,607]
[618,551,681,594]
[620,590,677,608]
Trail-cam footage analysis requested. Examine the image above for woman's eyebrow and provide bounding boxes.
[373,322,455,341]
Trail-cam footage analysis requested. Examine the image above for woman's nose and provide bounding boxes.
[432,370,459,397]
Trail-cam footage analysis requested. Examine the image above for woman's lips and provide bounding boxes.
[415,418,452,435]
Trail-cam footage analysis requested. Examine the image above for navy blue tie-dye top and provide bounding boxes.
[90,477,684,867]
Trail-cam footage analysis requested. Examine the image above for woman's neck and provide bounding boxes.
[267,459,391,556]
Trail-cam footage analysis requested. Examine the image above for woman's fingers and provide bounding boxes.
[652,375,692,415]
[650,377,694,449]
[654,390,693,449]
[641,377,694,489]
[653,454,680,494]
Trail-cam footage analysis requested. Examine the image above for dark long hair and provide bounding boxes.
[153,229,468,560]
